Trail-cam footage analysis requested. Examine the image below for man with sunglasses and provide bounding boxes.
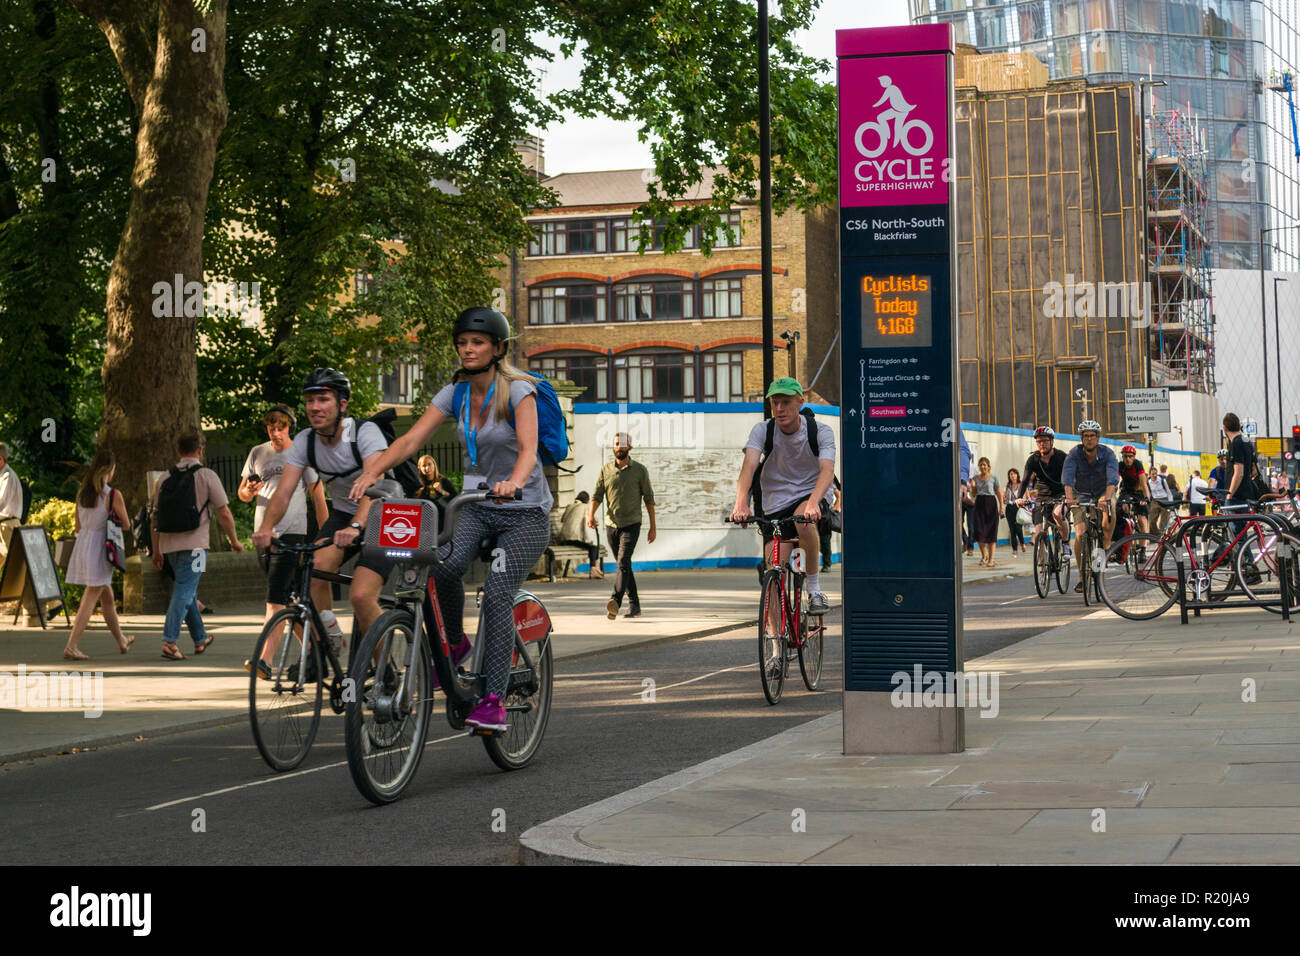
[1017,426,1069,549]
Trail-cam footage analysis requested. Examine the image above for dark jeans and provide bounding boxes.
[561,539,600,568]
[606,523,641,610]
[1006,506,1026,552]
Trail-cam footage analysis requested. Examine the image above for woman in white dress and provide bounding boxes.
[64,449,135,660]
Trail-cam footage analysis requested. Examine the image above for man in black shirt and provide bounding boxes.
[1017,426,1069,547]
[1223,412,1254,507]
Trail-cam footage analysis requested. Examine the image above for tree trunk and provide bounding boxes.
[70,0,230,515]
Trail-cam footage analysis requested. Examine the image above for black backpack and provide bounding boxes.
[307,408,422,497]
[750,407,820,517]
[154,464,205,533]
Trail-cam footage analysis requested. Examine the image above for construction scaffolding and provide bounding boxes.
[1145,109,1215,394]
[953,72,1146,435]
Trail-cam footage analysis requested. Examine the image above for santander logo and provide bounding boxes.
[378,504,423,549]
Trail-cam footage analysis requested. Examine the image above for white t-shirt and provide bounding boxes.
[285,418,387,516]
[744,414,836,514]
[1147,473,1170,502]
[1187,476,1209,504]
[0,464,21,520]
[242,441,319,535]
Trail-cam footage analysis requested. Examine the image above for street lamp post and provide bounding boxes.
[758,0,774,416]
[1275,276,1287,442]
[1258,224,1299,436]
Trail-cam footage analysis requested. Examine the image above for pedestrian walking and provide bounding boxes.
[0,441,24,562]
[970,457,1003,566]
[150,433,243,660]
[1004,467,1026,555]
[589,432,655,619]
[63,449,136,660]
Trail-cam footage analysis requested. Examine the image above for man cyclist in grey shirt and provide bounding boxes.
[252,369,393,639]
[730,378,836,614]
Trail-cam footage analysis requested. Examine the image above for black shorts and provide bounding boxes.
[261,533,307,605]
[762,500,814,542]
[1119,497,1149,519]
[317,507,394,579]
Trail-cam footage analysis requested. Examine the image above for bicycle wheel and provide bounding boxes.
[249,607,321,772]
[798,612,824,691]
[1098,533,1177,620]
[343,608,432,804]
[1079,535,1093,605]
[1236,530,1300,614]
[1033,534,1052,598]
[758,570,786,705]
[482,633,554,771]
[1055,530,1072,594]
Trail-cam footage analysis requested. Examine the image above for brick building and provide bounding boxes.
[502,150,841,406]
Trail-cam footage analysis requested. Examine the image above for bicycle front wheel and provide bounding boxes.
[1079,536,1093,605]
[798,612,824,691]
[1055,531,1072,594]
[1098,533,1177,620]
[482,632,553,771]
[758,571,786,705]
[249,607,321,772]
[1033,534,1052,598]
[343,608,432,805]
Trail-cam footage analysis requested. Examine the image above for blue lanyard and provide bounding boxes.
[462,380,495,468]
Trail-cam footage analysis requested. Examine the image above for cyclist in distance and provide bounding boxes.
[730,377,837,615]
[1061,420,1119,593]
[1116,444,1151,535]
[350,308,552,734]
[1017,425,1069,549]
[252,369,394,639]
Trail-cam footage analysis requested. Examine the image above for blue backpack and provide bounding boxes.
[453,372,575,472]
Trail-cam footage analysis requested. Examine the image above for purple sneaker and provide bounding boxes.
[432,636,472,691]
[465,693,507,733]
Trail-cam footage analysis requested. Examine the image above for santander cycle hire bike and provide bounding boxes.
[343,489,554,804]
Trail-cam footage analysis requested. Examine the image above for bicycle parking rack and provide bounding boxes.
[1168,512,1296,623]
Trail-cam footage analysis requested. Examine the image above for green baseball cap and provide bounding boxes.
[765,377,804,398]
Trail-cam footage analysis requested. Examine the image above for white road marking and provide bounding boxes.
[634,662,753,698]
[997,594,1039,606]
[143,732,464,811]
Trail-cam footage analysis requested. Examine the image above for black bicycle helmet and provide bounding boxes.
[1033,426,1054,439]
[302,367,351,401]
[452,307,511,344]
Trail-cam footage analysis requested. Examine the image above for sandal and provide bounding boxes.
[118,635,136,654]
[62,648,89,661]
[161,643,186,661]
[194,635,215,655]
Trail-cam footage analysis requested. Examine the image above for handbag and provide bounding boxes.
[104,486,127,571]
[829,509,842,533]
[1015,506,1032,527]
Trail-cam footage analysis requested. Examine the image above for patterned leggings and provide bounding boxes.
[430,505,550,699]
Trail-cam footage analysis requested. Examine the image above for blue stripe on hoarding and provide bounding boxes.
[960,422,1199,458]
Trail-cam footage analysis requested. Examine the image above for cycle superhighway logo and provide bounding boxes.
[840,55,949,208]
[890,666,1000,718]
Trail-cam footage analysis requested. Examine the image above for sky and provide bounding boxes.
[535,0,911,175]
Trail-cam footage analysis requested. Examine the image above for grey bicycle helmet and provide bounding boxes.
[452,307,511,344]
[1078,419,1101,434]
[1033,425,1054,439]
[302,367,351,401]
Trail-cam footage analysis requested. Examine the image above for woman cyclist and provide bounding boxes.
[349,307,552,733]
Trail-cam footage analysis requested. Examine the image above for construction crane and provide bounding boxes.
[1268,71,1300,161]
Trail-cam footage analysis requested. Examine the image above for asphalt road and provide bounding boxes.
[0,575,1080,865]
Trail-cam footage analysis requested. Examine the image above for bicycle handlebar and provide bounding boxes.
[726,515,818,529]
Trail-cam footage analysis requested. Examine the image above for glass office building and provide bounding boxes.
[909,1,1300,271]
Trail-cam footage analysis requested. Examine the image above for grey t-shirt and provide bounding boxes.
[242,441,319,535]
[285,418,387,516]
[745,416,837,514]
[432,378,553,512]
[973,474,1000,497]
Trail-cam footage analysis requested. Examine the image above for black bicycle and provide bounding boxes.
[1029,496,1071,598]
[247,538,395,772]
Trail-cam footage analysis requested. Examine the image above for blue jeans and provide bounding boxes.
[164,550,208,647]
